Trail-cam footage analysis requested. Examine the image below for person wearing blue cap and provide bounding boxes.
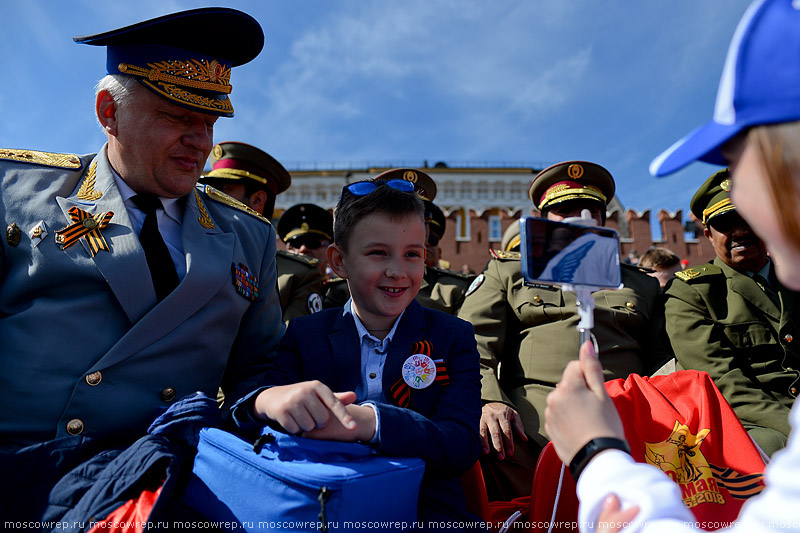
[545,1,800,531]
[0,8,283,521]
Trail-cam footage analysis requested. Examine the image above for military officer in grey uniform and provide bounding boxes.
[457,161,672,500]
[323,168,472,315]
[665,168,800,456]
[0,9,282,518]
[201,142,323,325]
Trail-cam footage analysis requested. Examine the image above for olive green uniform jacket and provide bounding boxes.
[323,266,474,316]
[457,252,672,446]
[665,258,800,455]
[276,250,323,325]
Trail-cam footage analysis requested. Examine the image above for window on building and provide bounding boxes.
[455,208,471,242]
[444,183,455,199]
[477,182,488,199]
[488,214,502,242]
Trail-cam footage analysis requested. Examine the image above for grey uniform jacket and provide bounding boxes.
[0,146,284,448]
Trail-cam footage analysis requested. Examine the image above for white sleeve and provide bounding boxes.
[578,403,800,533]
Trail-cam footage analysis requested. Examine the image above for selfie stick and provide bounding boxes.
[560,210,599,348]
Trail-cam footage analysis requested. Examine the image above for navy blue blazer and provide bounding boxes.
[266,300,482,521]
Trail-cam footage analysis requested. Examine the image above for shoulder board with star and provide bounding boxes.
[674,263,721,282]
[323,276,347,286]
[489,250,521,261]
[0,148,84,170]
[200,184,271,224]
[277,249,319,267]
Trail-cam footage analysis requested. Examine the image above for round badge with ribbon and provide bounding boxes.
[402,353,437,390]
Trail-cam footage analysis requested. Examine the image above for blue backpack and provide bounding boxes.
[185,426,426,532]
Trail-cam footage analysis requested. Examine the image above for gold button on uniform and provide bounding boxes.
[369,373,377,379]
[533,296,542,304]
[85,371,102,386]
[791,387,798,396]
[626,302,635,309]
[66,419,84,435]
[160,387,176,402]
[785,334,794,343]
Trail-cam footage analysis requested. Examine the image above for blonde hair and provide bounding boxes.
[749,122,800,250]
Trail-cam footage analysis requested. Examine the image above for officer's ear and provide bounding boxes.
[327,244,347,279]
[703,226,713,240]
[96,90,119,136]
[247,190,269,215]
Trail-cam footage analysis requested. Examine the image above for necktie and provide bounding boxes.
[131,194,179,301]
[753,273,780,307]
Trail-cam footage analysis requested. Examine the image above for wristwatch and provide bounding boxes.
[568,437,630,480]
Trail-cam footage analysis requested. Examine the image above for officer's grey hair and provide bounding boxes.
[95,74,141,115]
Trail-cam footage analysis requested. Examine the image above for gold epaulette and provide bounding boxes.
[277,249,319,266]
[324,276,346,286]
[674,263,720,282]
[201,184,271,224]
[0,148,83,170]
[490,249,521,260]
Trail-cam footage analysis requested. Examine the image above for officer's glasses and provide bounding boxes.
[287,234,327,250]
[340,179,415,203]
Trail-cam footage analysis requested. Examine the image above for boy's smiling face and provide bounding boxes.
[329,211,426,331]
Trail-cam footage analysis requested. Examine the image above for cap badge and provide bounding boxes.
[720,179,732,192]
[403,170,418,183]
[213,144,224,160]
[232,262,259,301]
[301,222,309,231]
[5,223,21,247]
[54,207,114,256]
[568,164,584,179]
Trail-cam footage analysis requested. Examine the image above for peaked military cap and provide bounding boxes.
[74,8,264,117]
[690,168,735,224]
[373,168,437,201]
[203,141,291,197]
[529,161,615,212]
[501,222,521,252]
[278,204,334,243]
[424,200,446,242]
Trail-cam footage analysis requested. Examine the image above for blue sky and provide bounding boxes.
[0,1,752,221]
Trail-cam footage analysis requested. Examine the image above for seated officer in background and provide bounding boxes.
[665,168,800,456]
[0,9,283,519]
[201,142,323,324]
[323,168,471,315]
[419,198,475,315]
[277,202,334,279]
[458,161,672,500]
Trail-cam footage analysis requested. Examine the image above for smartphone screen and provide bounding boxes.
[519,216,622,289]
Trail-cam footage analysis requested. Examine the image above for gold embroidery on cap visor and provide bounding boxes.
[702,198,735,224]
[205,168,268,185]
[119,58,234,115]
[537,184,607,210]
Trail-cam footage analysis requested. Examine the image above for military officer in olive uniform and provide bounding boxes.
[665,168,800,456]
[201,142,323,324]
[323,168,472,315]
[277,202,334,280]
[457,161,672,500]
[0,9,283,519]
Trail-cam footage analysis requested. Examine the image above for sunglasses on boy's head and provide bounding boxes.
[340,179,416,202]
[286,234,327,250]
[707,211,748,234]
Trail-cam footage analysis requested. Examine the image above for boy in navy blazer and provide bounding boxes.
[250,178,483,526]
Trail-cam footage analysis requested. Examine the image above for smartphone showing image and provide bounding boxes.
[519,216,622,289]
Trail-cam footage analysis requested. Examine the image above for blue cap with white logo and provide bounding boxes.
[650,0,800,177]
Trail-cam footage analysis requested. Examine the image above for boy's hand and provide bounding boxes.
[253,381,357,434]
[302,404,377,442]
